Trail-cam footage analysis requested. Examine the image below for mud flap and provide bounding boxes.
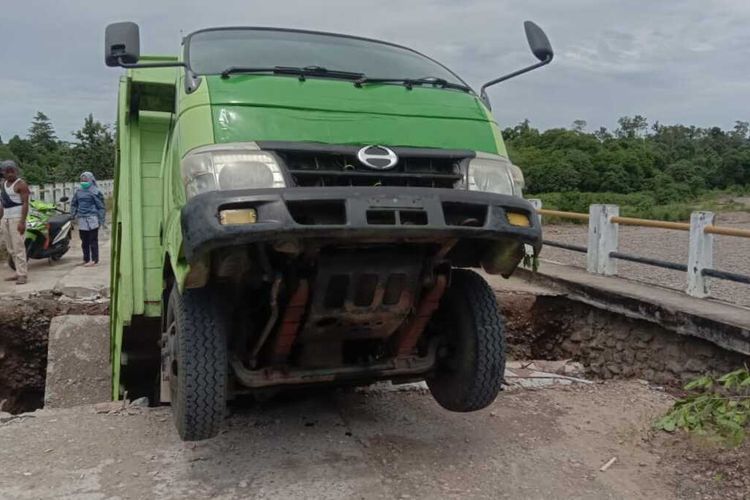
[481,240,525,277]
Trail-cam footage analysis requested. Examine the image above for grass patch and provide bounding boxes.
[656,367,750,447]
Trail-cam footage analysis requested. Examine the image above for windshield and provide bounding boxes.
[186,28,466,86]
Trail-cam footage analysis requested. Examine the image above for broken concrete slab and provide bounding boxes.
[52,257,110,300]
[44,315,111,409]
[0,239,110,299]
[504,368,594,389]
[53,278,109,300]
[505,360,593,390]
[506,360,586,377]
[357,362,594,395]
[357,381,429,394]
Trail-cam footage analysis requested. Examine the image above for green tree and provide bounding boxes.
[506,116,749,196]
[8,135,35,166]
[615,115,649,139]
[731,121,749,141]
[571,119,587,133]
[593,127,611,142]
[28,111,58,152]
[70,114,115,180]
[717,147,750,187]
[9,114,72,184]
[665,159,705,193]
[0,135,20,165]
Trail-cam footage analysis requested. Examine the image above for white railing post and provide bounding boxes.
[526,198,542,258]
[527,198,542,222]
[687,211,714,298]
[587,204,619,276]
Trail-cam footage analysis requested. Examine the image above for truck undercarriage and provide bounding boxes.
[160,183,540,440]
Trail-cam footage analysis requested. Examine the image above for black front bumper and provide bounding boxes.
[181,187,541,262]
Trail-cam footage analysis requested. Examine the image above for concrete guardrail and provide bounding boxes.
[528,199,750,299]
[29,180,114,203]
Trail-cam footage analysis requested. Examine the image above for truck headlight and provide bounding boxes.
[466,153,524,197]
[181,143,286,198]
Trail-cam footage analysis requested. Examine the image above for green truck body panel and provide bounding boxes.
[207,75,506,154]
[111,57,510,398]
[111,59,183,396]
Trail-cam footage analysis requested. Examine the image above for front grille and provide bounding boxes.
[276,150,465,189]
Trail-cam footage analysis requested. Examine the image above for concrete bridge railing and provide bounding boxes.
[29,180,114,204]
[528,199,750,299]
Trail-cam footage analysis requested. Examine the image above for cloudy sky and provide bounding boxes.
[1,0,749,141]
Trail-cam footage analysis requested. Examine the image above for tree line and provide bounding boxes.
[2,112,748,203]
[505,116,750,201]
[0,112,114,185]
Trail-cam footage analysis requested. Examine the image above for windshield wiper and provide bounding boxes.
[354,76,472,93]
[221,65,364,81]
[220,67,275,78]
[275,66,364,81]
[219,68,470,92]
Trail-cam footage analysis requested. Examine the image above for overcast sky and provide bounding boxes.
[1,0,749,141]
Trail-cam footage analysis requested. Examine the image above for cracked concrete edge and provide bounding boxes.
[44,315,111,409]
[52,283,110,300]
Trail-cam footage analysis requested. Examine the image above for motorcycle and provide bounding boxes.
[7,197,74,270]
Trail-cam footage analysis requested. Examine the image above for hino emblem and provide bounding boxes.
[357,145,399,170]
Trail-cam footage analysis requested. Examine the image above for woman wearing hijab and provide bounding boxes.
[70,171,106,266]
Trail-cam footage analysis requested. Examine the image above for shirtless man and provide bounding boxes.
[0,160,30,284]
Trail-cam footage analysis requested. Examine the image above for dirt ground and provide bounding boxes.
[1,221,748,498]
[0,381,747,499]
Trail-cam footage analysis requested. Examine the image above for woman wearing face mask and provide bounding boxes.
[70,172,106,266]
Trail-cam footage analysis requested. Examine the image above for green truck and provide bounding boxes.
[105,21,551,440]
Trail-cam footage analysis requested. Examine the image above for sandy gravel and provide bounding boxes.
[540,212,750,307]
[0,381,690,500]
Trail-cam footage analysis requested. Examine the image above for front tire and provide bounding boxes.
[165,286,228,441]
[426,269,506,412]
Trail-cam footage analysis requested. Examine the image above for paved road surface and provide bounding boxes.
[0,381,681,500]
[0,232,109,299]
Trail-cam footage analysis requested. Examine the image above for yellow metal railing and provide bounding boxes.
[610,216,690,231]
[536,208,750,238]
[531,201,750,295]
[537,208,589,221]
[704,225,750,238]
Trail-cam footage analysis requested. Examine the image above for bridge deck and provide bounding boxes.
[487,261,750,356]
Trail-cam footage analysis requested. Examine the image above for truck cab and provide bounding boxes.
[106,22,550,440]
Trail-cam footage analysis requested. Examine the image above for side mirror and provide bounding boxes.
[105,22,141,67]
[59,196,69,203]
[480,21,554,109]
[524,21,554,62]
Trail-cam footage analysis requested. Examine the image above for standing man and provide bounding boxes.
[0,160,30,284]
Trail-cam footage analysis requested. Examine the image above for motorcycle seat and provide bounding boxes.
[48,215,74,228]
